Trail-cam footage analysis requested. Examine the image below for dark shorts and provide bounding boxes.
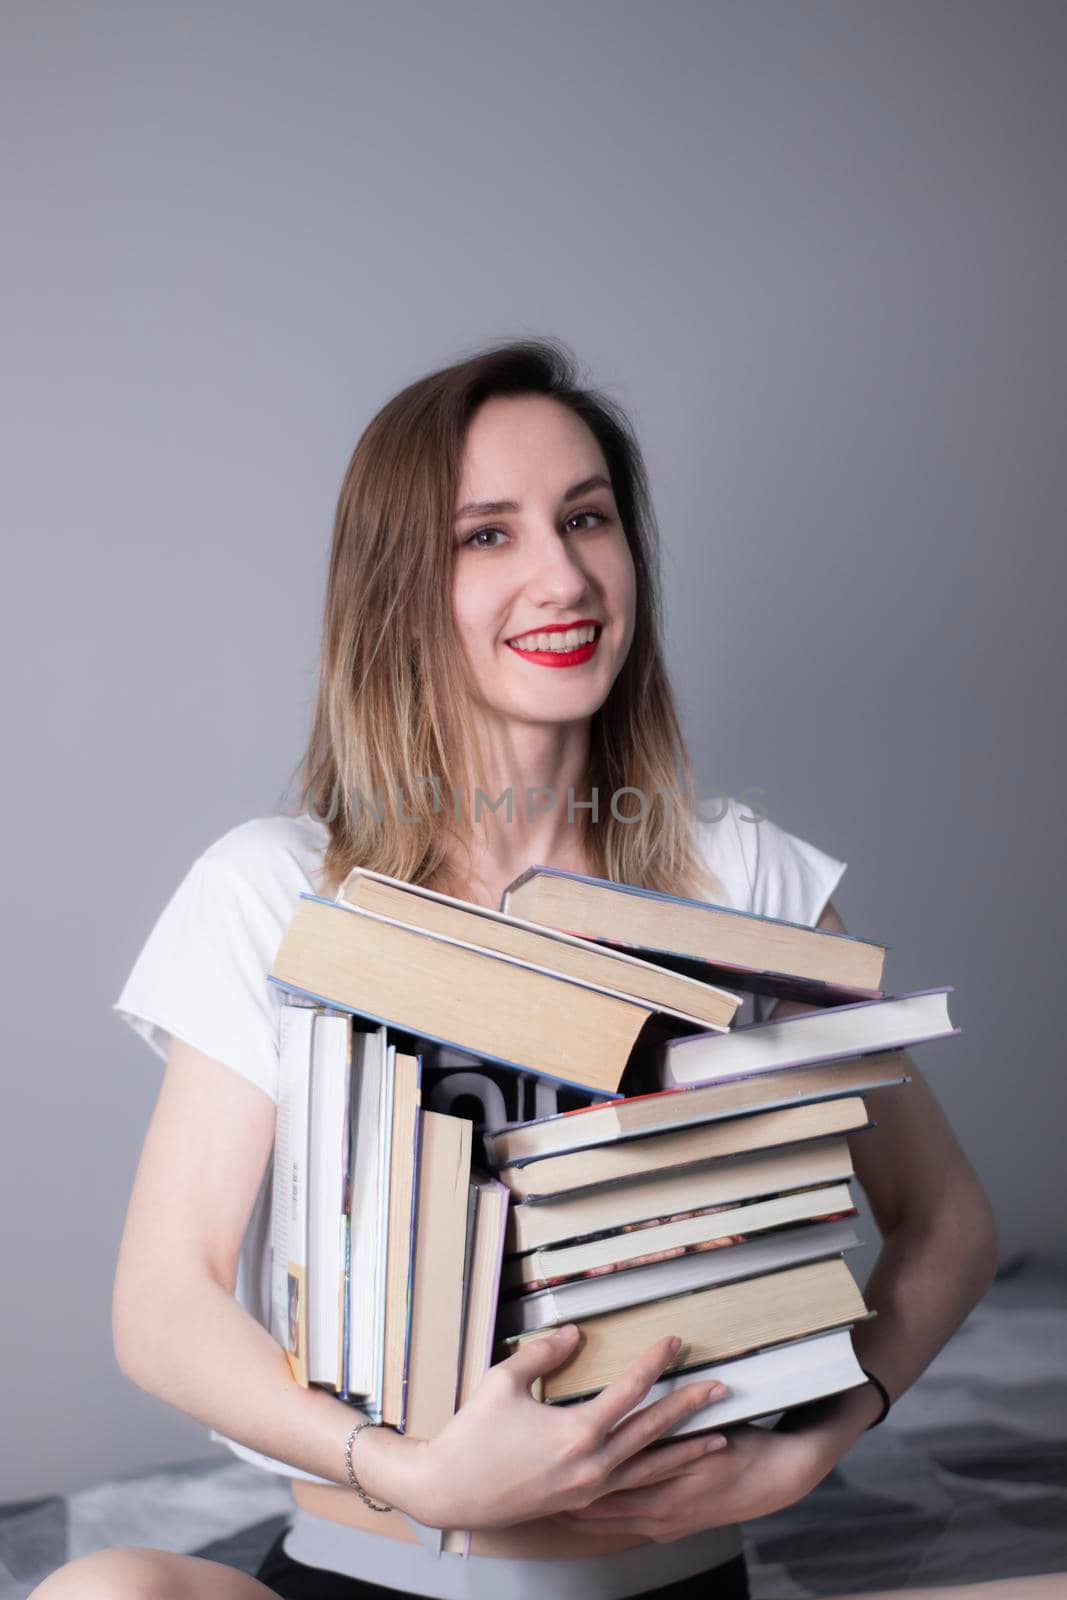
[253,1528,751,1599]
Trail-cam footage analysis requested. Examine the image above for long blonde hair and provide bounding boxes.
[281,337,724,905]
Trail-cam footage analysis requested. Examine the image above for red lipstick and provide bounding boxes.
[506,621,602,669]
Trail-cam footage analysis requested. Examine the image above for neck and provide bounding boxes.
[440,718,596,902]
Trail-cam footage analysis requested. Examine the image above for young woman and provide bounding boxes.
[33,340,998,1600]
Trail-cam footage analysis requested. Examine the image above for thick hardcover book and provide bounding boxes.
[270,1004,316,1387]
[401,1108,472,1561]
[269,893,651,1098]
[441,1173,510,1559]
[503,1256,873,1402]
[497,1217,862,1337]
[307,1010,353,1391]
[337,865,741,1031]
[506,1135,858,1255]
[344,1026,392,1409]
[502,1181,857,1293]
[486,1053,909,1168]
[662,987,958,1088]
[381,1051,422,1430]
[501,864,887,1003]
[495,1097,872,1203]
[597,1326,870,1433]
[404,1109,473,1441]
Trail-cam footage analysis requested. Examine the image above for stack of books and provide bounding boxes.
[269,1002,509,1557]
[265,863,959,1549]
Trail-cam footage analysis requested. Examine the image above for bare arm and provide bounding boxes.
[560,898,1000,1542]
[766,899,999,1447]
[112,1037,730,1528]
[112,1038,381,1486]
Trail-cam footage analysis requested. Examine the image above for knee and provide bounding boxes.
[30,1545,188,1600]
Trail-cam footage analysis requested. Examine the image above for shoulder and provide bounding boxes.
[113,812,330,1101]
[198,811,330,899]
[176,810,331,970]
[694,794,847,929]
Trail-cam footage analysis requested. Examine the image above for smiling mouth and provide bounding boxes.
[506,623,602,654]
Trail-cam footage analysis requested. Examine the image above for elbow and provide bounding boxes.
[956,1158,1000,1293]
[111,1281,145,1388]
[971,1185,1000,1294]
[941,1176,1000,1302]
[112,1264,167,1393]
[113,1251,222,1397]
[894,1173,1000,1300]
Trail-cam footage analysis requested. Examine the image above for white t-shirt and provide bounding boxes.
[112,800,846,1594]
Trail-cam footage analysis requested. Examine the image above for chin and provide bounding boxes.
[484,699,601,729]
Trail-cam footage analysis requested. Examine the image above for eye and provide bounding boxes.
[565,510,608,533]
[458,509,608,550]
[461,526,508,550]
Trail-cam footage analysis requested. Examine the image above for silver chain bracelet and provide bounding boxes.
[344,1420,394,1512]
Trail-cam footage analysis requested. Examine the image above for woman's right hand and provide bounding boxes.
[365,1324,729,1531]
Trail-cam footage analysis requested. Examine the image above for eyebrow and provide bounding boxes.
[455,474,614,521]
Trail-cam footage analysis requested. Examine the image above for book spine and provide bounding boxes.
[398,1056,424,1434]
[270,1005,313,1388]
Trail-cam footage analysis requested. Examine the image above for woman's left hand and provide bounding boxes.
[553,1420,824,1543]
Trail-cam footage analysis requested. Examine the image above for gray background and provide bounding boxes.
[3,0,1064,1502]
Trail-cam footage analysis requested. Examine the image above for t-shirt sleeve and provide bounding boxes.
[112,853,282,1103]
[749,813,848,930]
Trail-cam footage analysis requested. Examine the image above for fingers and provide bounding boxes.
[601,1430,728,1495]
[563,1481,671,1525]
[560,1507,651,1535]
[581,1334,686,1433]
[499,1324,581,1393]
[599,1374,729,1473]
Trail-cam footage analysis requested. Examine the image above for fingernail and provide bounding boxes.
[704,1434,728,1451]
[557,1323,578,1338]
[667,1335,682,1355]
[705,1381,728,1400]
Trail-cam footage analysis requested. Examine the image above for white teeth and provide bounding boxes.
[510,625,597,652]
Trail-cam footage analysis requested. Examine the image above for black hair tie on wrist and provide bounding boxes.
[860,1365,892,1429]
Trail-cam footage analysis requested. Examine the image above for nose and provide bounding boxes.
[523,525,593,608]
